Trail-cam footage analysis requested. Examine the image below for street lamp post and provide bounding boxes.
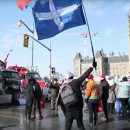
[17,20,34,71]
[9,49,13,54]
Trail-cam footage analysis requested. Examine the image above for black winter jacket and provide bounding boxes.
[25,83,34,101]
[33,81,43,99]
[100,79,109,100]
[69,67,93,108]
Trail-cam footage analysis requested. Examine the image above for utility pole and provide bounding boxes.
[17,20,34,71]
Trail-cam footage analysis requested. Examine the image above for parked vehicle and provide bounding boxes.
[7,66,45,93]
[43,77,50,84]
[0,68,21,104]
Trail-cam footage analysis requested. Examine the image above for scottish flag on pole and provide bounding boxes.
[32,0,86,40]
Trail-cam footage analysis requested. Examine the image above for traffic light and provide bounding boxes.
[23,34,29,48]
[51,67,55,74]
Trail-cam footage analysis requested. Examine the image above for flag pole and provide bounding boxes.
[82,2,96,69]
[82,3,95,57]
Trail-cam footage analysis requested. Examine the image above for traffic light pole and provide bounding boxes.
[27,34,51,51]
[17,20,34,71]
[26,34,52,79]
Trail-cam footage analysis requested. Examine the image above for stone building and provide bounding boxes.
[74,11,130,77]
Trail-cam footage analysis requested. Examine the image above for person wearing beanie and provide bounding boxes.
[99,74,109,122]
[85,74,99,126]
[56,72,74,114]
[67,71,74,79]
[56,67,93,130]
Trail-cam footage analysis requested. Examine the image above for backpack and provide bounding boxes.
[60,84,78,108]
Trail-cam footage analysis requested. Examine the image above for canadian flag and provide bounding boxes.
[16,0,32,10]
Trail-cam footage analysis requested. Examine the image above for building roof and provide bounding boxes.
[82,58,93,63]
[81,55,129,64]
[107,55,129,63]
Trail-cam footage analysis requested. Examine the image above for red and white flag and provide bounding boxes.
[4,53,9,63]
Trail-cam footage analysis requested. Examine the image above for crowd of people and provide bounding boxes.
[24,62,130,130]
[83,73,130,127]
[54,68,130,130]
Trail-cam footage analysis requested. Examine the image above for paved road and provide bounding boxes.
[0,102,130,130]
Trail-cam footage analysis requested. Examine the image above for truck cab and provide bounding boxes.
[20,71,45,92]
[0,68,21,104]
[7,66,45,92]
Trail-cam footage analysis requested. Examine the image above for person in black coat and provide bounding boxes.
[99,74,109,122]
[60,67,93,130]
[25,78,35,120]
[32,78,43,120]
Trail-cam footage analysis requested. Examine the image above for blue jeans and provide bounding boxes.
[116,98,123,114]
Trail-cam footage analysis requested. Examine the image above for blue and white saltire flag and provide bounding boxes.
[32,0,86,40]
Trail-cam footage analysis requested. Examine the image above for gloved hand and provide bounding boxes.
[93,58,97,70]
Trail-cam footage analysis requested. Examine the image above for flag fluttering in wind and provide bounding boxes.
[16,0,32,10]
[4,54,9,63]
[32,0,86,40]
[4,50,12,66]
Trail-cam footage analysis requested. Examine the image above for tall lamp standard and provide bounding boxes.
[17,20,34,71]
[9,49,13,54]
